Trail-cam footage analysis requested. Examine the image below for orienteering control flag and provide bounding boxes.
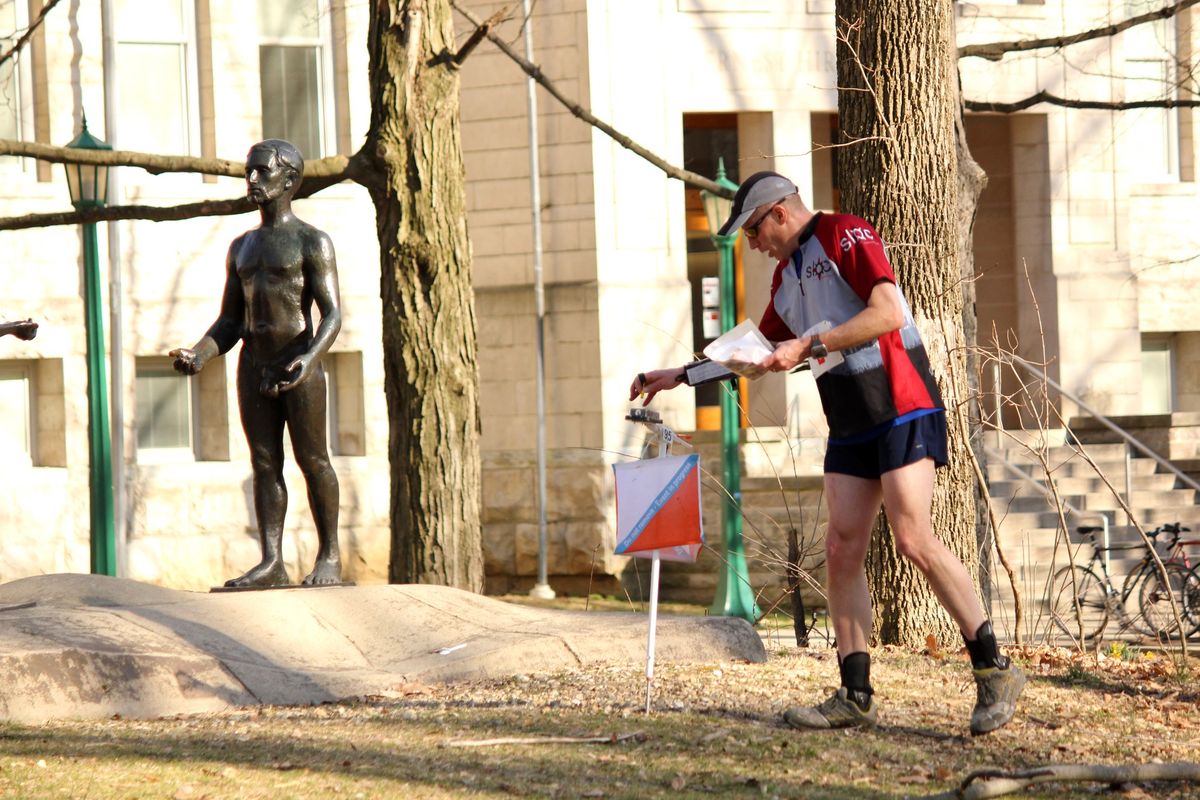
[613,453,703,562]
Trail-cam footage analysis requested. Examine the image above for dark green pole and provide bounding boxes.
[708,230,760,622]
[82,220,116,576]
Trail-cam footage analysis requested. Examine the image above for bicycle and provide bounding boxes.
[1048,524,1193,643]
[1156,522,1200,637]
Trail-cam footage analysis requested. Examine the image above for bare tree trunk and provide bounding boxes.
[954,86,995,613]
[367,0,484,590]
[835,0,980,647]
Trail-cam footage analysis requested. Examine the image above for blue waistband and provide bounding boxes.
[828,408,943,447]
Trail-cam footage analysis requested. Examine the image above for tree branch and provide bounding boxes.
[959,0,1200,61]
[922,762,1200,800]
[0,173,349,231]
[451,5,512,67]
[448,0,733,198]
[964,91,1200,113]
[0,138,352,179]
[0,0,65,68]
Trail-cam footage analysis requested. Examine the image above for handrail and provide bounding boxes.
[1005,354,1200,496]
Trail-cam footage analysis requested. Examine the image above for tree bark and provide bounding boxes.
[835,2,980,647]
[367,0,484,590]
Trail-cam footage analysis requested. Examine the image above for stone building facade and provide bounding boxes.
[1,0,1197,596]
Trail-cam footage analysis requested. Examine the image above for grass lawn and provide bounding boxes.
[1,602,1198,799]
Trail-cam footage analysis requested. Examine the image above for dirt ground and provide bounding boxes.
[1,637,1197,800]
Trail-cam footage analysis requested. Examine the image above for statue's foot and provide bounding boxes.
[302,556,343,586]
[224,559,291,588]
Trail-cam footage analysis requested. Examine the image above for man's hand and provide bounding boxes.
[764,338,810,372]
[629,368,684,406]
[169,347,204,375]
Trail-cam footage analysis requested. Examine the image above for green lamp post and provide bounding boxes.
[700,158,760,622]
[64,117,116,577]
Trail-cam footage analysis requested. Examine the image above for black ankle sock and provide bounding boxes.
[964,621,1009,670]
[839,651,873,710]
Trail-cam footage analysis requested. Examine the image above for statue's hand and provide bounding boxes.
[12,320,37,340]
[169,347,203,375]
[276,353,314,393]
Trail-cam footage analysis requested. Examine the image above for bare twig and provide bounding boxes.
[921,761,1200,800]
[444,731,645,748]
[0,172,350,230]
[965,92,1200,114]
[0,137,351,179]
[0,0,65,68]
[448,0,731,198]
[958,0,1200,61]
[787,528,809,647]
[450,5,512,66]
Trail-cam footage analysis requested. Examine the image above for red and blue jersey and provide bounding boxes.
[758,212,943,442]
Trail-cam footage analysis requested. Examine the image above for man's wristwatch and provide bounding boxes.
[810,335,828,360]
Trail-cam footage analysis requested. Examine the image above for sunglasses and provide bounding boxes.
[743,201,783,239]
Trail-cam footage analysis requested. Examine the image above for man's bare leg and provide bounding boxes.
[882,457,1024,735]
[782,471,883,729]
[880,458,985,636]
[824,472,884,657]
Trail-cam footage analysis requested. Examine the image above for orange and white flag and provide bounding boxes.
[613,454,703,562]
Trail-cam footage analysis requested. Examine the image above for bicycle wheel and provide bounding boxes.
[1182,564,1200,638]
[1050,565,1109,642]
[1137,563,1190,639]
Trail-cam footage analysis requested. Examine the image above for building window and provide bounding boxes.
[136,359,193,455]
[1,0,33,168]
[325,351,365,456]
[0,359,66,468]
[1,0,21,141]
[114,0,198,154]
[1123,2,1179,181]
[258,0,331,160]
[1141,337,1174,414]
[0,361,32,465]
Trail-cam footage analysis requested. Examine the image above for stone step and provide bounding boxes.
[985,456,1160,482]
[1070,413,1200,462]
[990,505,1200,533]
[987,542,1149,577]
[998,521,1200,543]
[991,442,1131,466]
[988,473,1179,496]
[991,488,1198,515]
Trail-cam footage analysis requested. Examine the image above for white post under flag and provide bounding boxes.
[614,413,704,713]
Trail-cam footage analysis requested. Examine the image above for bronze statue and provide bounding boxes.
[171,139,343,588]
[0,319,38,340]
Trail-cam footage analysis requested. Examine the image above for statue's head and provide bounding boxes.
[245,139,305,204]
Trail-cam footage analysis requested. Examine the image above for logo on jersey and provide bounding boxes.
[839,226,876,252]
[803,258,835,281]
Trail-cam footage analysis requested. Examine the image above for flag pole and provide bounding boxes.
[644,418,672,714]
[645,550,660,714]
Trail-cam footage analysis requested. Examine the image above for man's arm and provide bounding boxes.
[763,281,905,372]
[277,230,342,392]
[170,240,245,375]
[627,359,737,406]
